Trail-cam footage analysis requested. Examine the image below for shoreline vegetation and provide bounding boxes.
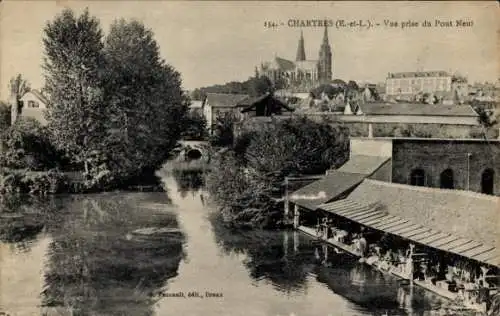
[205,115,350,230]
[1,9,195,196]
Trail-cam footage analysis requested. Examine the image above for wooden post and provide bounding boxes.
[408,243,415,285]
[284,177,289,218]
[293,204,300,229]
[293,231,299,253]
[283,230,289,257]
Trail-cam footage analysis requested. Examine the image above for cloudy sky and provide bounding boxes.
[0,1,497,99]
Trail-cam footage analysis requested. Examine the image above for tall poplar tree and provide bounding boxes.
[42,8,105,175]
[101,19,188,178]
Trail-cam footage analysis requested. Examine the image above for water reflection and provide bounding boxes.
[39,193,185,315]
[0,195,59,246]
[0,168,481,316]
[210,217,317,293]
[172,168,205,198]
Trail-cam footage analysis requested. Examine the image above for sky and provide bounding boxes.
[0,1,498,100]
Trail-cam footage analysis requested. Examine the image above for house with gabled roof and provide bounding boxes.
[202,93,250,134]
[15,89,49,125]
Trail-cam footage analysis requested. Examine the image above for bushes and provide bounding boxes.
[206,116,349,229]
[0,169,69,195]
[0,117,67,171]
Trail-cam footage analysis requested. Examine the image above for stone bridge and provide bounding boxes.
[175,140,210,161]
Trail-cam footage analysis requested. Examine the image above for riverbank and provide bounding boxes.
[0,167,166,196]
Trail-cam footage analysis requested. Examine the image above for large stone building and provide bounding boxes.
[385,71,469,103]
[348,137,500,196]
[259,27,333,90]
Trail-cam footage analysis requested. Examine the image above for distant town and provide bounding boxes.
[185,26,499,141]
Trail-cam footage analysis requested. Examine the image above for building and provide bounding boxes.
[259,27,332,90]
[202,93,250,134]
[13,90,49,125]
[303,102,485,139]
[188,100,203,116]
[347,137,500,196]
[385,71,452,98]
[239,93,294,118]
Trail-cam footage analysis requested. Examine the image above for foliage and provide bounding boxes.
[100,19,189,181]
[43,8,106,177]
[310,84,343,99]
[209,112,238,147]
[9,74,31,99]
[0,169,69,195]
[42,9,188,189]
[181,110,208,140]
[190,75,274,101]
[206,116,350,228]
[0,117,65,170]
[243,116,350,176]
[475,107,497,128]
[248,76,274,97]
[0,101,11,129]
[8,74,31,122]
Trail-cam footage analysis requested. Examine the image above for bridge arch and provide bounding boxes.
[177,140,209,162]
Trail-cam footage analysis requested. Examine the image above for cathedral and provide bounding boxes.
[259,26,333,90]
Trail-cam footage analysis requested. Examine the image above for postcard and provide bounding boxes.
[0,1,498,316]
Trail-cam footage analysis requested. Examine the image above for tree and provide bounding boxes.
[8,74,31,124]
[244,116,349,176]
[42,10,188,187]
[42,8,106,178]
[181,111,208,140]
[0,117,63,170]
[248,75,273,97]
[0,101,11,129]
[206,116,350,228]
[210,112,238,147]
[101,19,188,178]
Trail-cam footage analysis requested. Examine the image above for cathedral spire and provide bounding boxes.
[318,25,332,83]
[322,25,329,46]
[296,30,306,61]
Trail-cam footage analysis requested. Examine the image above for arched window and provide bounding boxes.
[481,168,495,195]
[410,169,425,187]
[440,169,454,189]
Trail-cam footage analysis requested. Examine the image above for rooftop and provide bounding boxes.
[21,89,49,104]
[351,137,500,143]
[289,170,367,209]
[335,155,391,175]
[387,71,450,79]
[204,93,250,108]
[347,179,499,249]
[238,93,295,113]
[359,102,478,117]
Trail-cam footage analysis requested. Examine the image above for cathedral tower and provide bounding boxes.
[296,30,306,61]
[318,25,332,82]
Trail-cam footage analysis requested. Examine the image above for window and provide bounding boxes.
[27,101,39,108]
[481,168,495,195]
[410,169,425,186]
[440,169,454,189]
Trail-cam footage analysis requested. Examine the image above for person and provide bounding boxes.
[358,233,368,257]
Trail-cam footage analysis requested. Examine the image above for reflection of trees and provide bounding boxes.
[0,194,61,245]
[172,169,204,198]
[209,213,316,293]
[41,193,185,315]
[315,263,403,311]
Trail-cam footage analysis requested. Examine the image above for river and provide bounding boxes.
[0,165,479,316]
